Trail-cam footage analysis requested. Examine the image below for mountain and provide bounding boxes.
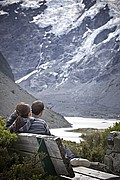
[0,0,120,118]
[0,55,70,128]
[0,52,14,81]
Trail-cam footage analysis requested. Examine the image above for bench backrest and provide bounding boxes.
[12,133,75,178]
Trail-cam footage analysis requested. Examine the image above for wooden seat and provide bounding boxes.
[12,133,75,178]
[12,133,120,180]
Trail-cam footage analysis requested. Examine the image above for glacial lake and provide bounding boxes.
[50,117,120,143]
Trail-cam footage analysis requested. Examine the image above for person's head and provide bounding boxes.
[16,102,31,118]
[13,102,31,133]
[31,100,44,116]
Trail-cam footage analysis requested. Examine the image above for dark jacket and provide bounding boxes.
[20,117,51,135]
[6,111,17,132]
[6,111,51,135]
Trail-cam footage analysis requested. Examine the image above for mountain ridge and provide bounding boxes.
[0,0,120,118]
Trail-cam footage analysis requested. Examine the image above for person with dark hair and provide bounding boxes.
[6,101,44,130]
[6,102,31,133]
[12,102,31,133]
[32,100,44,116]
[7,101,51,135]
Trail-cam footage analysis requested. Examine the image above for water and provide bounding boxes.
[50,117,119,143]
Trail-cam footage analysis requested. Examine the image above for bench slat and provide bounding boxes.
[13,134,39,153]
[73,167,120,180]
[61,173,100,179]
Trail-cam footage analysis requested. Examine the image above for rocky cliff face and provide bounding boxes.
[0,0,120,117]
[0,52,14,80]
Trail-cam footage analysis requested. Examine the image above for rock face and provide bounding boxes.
[0,0,120,117]
[104,131,120,175]
[0,52,14,81]
[0,69,70,128]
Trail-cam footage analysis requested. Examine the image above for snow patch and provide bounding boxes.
[31,0,84,36]
[15,70,38,84]
[0,10,8,15]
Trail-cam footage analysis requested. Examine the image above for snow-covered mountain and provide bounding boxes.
[0,0,120,117]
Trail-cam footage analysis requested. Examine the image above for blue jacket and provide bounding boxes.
[6,112,51,135]
[6,111,17,130]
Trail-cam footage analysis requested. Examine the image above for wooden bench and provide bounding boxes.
[12,133,120,180]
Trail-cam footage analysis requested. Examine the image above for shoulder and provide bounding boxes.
[24,117,34,123]
[10,111,18,118]
[34,118,47,124]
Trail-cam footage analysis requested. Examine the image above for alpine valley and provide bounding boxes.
[0,0,120,118]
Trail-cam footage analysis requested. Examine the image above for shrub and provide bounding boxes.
[0,116,17,147]
[64,122,120,163]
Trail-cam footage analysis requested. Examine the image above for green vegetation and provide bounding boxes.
[0,116,59,180]
[1,114,120,179]
[64,122,120,163]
